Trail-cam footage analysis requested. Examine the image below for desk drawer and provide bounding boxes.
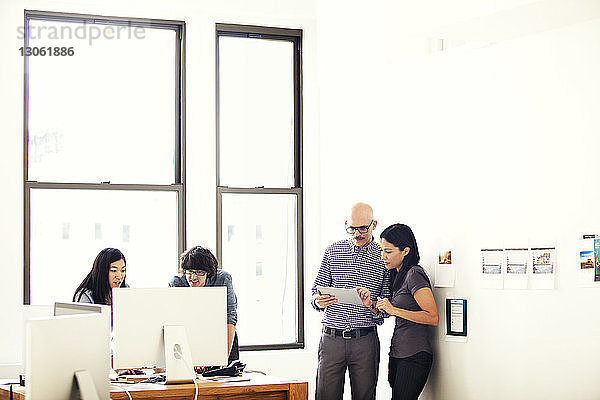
[199,392,287,400]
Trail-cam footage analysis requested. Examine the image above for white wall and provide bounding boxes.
[0,0,26,367]
[317,1,600,399]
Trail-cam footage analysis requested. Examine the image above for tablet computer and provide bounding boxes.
[316,286,363,306]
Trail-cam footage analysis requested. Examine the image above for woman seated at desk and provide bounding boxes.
[73,247,138,375]
[169,245,239,363]
[73,247,128,305]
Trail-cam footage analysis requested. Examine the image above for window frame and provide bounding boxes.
[215,23,304,351]
[23,10,186,304]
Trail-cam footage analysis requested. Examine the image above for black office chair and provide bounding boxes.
[228,331,240,364]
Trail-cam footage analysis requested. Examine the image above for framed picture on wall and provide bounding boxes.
[446,298,467,337]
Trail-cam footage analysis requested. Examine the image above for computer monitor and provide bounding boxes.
[25,312,111,400]
[112,287,227,384]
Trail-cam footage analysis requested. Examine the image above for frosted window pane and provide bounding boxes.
[27,20,176,184]
[221,193,298,345]
[29,189,179,305]
[219,37,294,188]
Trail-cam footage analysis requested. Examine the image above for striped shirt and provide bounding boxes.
[311,238,390,329]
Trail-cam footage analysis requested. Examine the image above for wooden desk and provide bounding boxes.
[0,373,308,400]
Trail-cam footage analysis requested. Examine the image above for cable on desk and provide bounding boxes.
[174,347,198,400]
[110,383,133,400]
[245,370,266,375]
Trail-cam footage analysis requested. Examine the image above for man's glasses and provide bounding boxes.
[345,220,374,234]
[185,270,207,278]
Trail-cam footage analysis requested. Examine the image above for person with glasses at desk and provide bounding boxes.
[169,245,239,363]
[311,202,390,400]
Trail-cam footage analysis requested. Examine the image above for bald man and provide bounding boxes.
[311,203,390,400]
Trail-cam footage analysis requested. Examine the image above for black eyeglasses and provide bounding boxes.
[185,270,207,278]
[345,220,374,234]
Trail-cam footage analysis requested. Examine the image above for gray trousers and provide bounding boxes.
[315,329,380,400]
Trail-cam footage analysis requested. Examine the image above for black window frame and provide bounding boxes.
[23,10,186,304]
[215,23,304,351]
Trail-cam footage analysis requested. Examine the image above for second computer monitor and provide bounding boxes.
[112,287,228,370]
[25,312,110,400]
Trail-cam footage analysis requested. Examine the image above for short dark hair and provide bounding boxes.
[179,245,218,278]
[380,223,420,292]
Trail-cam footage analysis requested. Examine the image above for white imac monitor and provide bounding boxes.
[112,287,227,383]
[25,312,111,400]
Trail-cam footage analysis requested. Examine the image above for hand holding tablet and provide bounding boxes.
[314,288,338,308]
[316,286,364,306]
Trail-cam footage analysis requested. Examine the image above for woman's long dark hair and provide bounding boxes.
[73,248,126,305]
[380,224,420,293]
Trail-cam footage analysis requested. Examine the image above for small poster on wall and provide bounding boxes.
[481,248,503,289]
[530,247,556,289]
[435,249,455,287]
[577,234,600,287]
[504,248,528,289]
